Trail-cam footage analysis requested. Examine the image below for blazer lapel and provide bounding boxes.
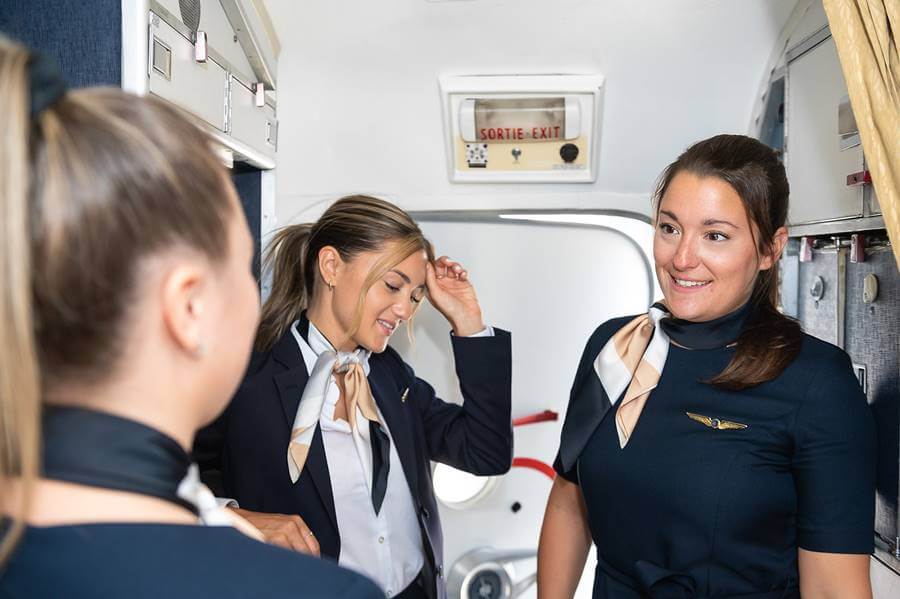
[271,329,339,534]
[272,330,309,427]
[368,362,419,499]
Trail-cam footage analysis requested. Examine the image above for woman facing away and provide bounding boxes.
[194,194,514,599]
[0,37,381,599]
[538,134,875,598]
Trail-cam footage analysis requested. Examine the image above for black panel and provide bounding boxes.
[1,0,122,88]
[231,166,262,284]
[845,247,900,547]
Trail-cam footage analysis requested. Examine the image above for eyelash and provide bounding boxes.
[385,281,423,304]
[659,223,729,242]
[659,223,678,235]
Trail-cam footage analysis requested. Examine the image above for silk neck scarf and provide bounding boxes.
[288,314,390,513]
[565,300,754,456]
[41,406,262,538]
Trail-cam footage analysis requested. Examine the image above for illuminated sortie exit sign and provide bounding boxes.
[459,97,580,143]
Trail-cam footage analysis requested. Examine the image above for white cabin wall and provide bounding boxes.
[264,0,796,225]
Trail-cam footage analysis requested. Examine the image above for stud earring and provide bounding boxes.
[327,281,334,291]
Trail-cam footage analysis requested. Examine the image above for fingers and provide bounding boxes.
[433,255,468,281]
[234,509,320,556]
[292,516,321,556]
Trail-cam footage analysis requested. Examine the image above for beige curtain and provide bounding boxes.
[823,0,900,268]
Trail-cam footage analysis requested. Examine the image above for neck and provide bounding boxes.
[45,379,197,452]
[307,301,355,352]
[659,299,756,350]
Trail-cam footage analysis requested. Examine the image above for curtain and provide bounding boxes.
[824,0,900,268]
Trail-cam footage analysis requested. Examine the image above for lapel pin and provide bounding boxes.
[400,387,409,403]
[686,411,748,430]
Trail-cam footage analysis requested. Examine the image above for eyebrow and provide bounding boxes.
[659,210,738,229]
[389,269,411,284]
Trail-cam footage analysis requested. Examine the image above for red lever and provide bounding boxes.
[513,410,559,427]
[512,457,556,479]
[846,170,871,186]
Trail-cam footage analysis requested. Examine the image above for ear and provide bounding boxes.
[160,263,208,358]
[759,226,789,271]
[317,245,344,289]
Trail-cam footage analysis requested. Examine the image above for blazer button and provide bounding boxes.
[436,565,443,579]
[421,507,430,519]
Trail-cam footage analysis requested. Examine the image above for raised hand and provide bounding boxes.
[425,256,485,336]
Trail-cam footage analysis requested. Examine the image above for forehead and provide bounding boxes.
[349,245,428,280]
[659,171,750,225]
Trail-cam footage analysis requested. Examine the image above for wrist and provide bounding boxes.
[450,315,485,337]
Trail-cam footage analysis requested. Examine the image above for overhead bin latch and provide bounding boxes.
[193,30,208,63]
[254,83,266,108]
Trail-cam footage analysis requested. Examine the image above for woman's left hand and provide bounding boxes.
[425,256,485,336]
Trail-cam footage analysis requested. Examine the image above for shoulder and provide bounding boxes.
[239,330,299,387]
[371,344,412,380]
[6,525,381,599]
[786,332,858,390]
[786,334,871,431]
[581,314,641,356]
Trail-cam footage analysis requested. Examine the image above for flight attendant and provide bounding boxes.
[538,135,875,598]
[196,195,513,599]
[0,38,380,599]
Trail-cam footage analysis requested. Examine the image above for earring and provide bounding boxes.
[327,281,334,291]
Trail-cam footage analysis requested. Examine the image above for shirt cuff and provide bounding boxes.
[216,497,239,509]
[455,325,494,338]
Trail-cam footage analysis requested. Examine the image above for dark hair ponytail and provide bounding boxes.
[653,134,802,390]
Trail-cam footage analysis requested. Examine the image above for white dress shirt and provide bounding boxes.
[297,322,423,597]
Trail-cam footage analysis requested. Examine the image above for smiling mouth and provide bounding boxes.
[377,319,397,335]
[670,274,711,289]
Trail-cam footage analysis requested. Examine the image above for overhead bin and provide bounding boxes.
[140,0,278,169]
[786,28,867,226]
[149,11,229,132]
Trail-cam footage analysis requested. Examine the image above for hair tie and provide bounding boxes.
[27,50,67,118]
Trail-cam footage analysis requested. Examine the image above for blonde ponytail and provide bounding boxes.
[0,37,42,565]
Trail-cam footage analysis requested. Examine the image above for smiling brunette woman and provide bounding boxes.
[195,195,513,599]
[537,135,875,599]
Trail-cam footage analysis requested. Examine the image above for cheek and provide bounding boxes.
[653,238,673,269]
[704,243,759,283]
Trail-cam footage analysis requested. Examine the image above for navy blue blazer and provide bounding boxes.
[194,327,513,599]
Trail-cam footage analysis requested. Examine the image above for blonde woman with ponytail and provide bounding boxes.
[195,195,514,599]
[0,37,380,599]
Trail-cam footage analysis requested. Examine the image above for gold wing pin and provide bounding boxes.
[685,412,748,430]
[400,387,409,403]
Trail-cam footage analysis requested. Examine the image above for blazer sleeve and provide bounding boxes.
[792,348,876,554]
[405,328,513,476]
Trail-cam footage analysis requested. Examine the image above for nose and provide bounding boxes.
[672,236,700,271]
[393,297,415,321]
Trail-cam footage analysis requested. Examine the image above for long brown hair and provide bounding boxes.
[0,37,237,562]
[256,195,434,351]
[652,134,802,390]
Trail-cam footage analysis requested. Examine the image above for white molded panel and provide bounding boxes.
[787,36,864,224]
[149,10,228,132]
[230,76,277,162]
